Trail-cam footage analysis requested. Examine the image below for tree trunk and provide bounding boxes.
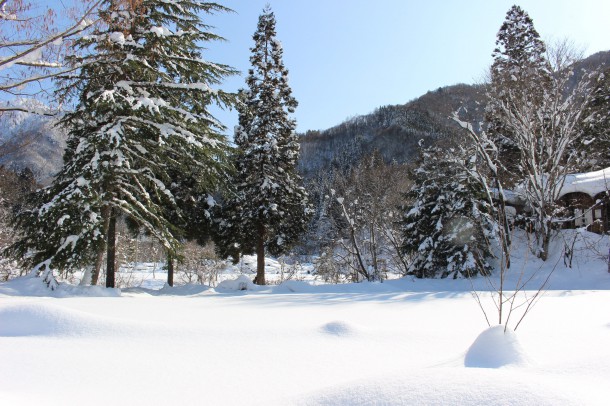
[79,267,92,286]
[495,179,511,269]
[370,223,378,281]
[92,205,111,286]
[92,242,105,286]
[350,226,369,281]
[539,228,551,262]
[167,251,174,287]
[254,223,266,285]
[106,209,117,288]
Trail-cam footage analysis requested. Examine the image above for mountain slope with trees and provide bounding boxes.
[299,50,609,178]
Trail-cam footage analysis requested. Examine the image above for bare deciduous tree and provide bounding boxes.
[326,152,411,282]
[454,115,557,332]
[0,0,101,114]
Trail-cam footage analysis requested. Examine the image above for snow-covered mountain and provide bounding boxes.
[0,107,66,185]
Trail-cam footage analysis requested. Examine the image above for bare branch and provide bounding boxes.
[0,0,102,114]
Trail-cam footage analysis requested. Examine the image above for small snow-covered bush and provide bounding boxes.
[216,275,257,291]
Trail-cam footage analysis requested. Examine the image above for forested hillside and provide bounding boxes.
[298,83,485,177]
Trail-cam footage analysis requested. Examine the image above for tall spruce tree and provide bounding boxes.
[400,143,494,279]
[486,4,552,185]
[6,0,235,288]
[216,6,312,285]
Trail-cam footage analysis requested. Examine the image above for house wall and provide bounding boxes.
[557,192,608,233]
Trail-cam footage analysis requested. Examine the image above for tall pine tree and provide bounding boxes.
[6,0,236,288]
[217,6,311,285]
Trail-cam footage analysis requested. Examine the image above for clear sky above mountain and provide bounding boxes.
[205,0,609,134]
[42,0,609,134]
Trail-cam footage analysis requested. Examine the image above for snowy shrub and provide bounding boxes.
[314,247,350,283]
[319,152,411,282]
[216,275,257,291]
[177,242,225,287]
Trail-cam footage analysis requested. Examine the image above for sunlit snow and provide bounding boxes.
[1,230,610,405]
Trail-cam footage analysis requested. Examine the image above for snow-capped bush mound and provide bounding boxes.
[216,275,258,291]
[320,321,358,337]
[0,302,116,337]
[464,325,528,368]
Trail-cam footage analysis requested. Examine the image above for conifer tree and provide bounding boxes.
[486,5,552,184]
[216,6,311,285]
[400,144,494,279]
[6,0,235,288]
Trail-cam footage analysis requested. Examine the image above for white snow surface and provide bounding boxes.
[464,325,529,368]
[1,230,610,405]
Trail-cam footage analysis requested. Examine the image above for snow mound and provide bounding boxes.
[0,275,121,297]
[273,280,316,293]
[0,302,120,336]
[464,325,528,368]
[320,321,358,337]
[216,275,258,291]
[153,283,213,296]
[290,368,578,406]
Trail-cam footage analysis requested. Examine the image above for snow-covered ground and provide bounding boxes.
[2,230,610,405]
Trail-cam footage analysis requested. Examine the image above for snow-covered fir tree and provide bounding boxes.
[486,4,552,184]
[6,0,236,288]
[216,6,312,285]
[400,143,494,279]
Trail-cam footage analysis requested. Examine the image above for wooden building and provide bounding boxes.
[503,168,610,234]
[556,168,610,234]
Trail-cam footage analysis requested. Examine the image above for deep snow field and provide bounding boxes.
[2,230,610,405]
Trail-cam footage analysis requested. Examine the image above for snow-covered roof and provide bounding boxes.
[497,167,610,207]
[559,167,610,199]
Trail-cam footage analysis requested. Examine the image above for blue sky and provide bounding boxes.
[204,0,610,133]
[42,0,609,133]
